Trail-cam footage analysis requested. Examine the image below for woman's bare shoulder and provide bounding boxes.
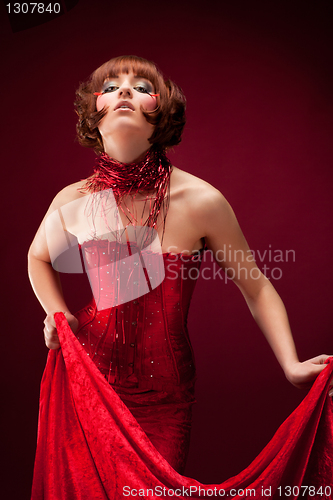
[171,166,227,207]
[49,180,89,211]
[171,168,238,239]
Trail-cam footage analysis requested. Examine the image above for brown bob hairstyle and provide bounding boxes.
[74,55,186,154]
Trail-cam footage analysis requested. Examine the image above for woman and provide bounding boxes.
[28,56,333,498]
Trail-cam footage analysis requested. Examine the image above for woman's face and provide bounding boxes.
[95,71,158,142]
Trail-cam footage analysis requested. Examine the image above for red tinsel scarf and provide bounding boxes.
[83,146,172,231]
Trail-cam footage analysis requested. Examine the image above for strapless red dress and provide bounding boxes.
[74,240,204,473]
[31,241,333,499]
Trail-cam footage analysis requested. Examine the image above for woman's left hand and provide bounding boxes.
[285,354,333,396]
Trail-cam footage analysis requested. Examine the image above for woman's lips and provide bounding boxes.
[114,101,135,111]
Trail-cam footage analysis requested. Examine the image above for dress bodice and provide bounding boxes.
[75,240,207,393]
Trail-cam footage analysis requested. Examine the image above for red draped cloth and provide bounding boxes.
[31,313,333,499]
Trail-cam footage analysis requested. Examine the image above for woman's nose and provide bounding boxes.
[118,85,132,97]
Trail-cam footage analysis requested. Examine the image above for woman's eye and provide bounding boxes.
[102,85,118,94]
[134,85,150,94]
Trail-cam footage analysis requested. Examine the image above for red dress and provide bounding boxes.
[31,241,333,499]
[74,240,204,473]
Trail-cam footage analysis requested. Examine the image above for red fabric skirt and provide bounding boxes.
[31,313,333,499]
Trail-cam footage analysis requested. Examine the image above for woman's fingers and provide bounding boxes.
[43,313,60,349]
[43,324,60,349]
[306,354,333,365]
[310,354,333,397]
[43,311,79,349]
[286,355,333,395]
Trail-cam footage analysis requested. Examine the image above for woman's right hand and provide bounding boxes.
[43,312,79,349]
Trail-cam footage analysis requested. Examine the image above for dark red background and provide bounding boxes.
[1,0,332,497]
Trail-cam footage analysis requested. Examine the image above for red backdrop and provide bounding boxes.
[1,0,332,497]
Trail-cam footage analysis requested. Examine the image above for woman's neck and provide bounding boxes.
[101,135,152,164]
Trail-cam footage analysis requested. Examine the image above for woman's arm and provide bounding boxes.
[195,187,332,393]
[28,189,79,349]
[241,278,330,389]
